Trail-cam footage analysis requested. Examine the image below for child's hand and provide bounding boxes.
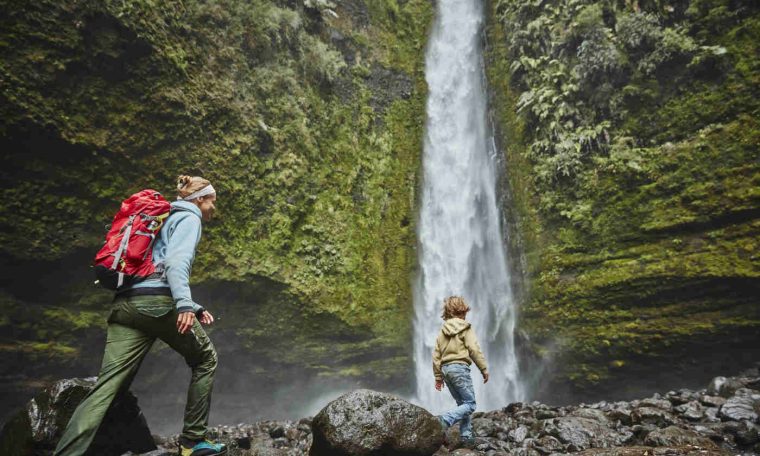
[483,372,490,384]
[435,379,444,391]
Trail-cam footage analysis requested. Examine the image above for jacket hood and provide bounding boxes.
[171,200,202,218]
[442,318,471,336]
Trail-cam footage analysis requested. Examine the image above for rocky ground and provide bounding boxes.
[133,368,760,456]
[3,368,759,455]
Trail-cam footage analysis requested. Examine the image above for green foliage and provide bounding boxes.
[0,0,433,385]
[490,0,760,390]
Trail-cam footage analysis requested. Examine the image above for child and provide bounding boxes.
[432,296,489,448]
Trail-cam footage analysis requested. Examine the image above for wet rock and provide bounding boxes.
[472,418,497,437]
[605,404,633,426]
[535,409,559,420]
[718,388,760,422]
[572,408,609,423]
[704,407,721,422]
[631,407,678,427]
[269,424,286,439]
[309,389,443,456]
[674,401,705,421]
[631,424,657,437]
[707,376,746,398]
[667,389,700,406]
[541,416,630,450]
[572,446,727,455]
[691,423,724,442]
[643,425,718,448]
[700,395,726,407]
[510,425,529,443]
[533,435,564,453]
[0,378,155,456]
[638,397,672,411]
[450,450,478,456]
[720,420,760,446]
[511,448,541,456]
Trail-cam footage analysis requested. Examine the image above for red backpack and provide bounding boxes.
[94,189,171,290]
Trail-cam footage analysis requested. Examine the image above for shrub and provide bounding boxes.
[577,29,624,85]
[616,12,662,53]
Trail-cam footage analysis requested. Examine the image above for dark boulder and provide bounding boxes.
[309,389,443,456]
[0,377,155,456]
[719,420,760,446]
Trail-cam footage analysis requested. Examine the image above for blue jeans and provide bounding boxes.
[440,363,476,440]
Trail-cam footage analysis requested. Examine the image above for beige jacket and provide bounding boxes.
[432,318,488,381]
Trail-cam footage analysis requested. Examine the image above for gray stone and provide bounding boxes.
[704,407,721,422]
[643,425,718,448]
[692,423,724,441]
[674,401,705,421]
[638,398,673,411]
[450,450,478,456]
[718,389,760,422]
[309,389,443,456]
[572,408,609,423]
[605,405,633,426]
[541,416,629,450]
[472,418,497,437]
[0,378,155,456]
[511,448,541,456]
[700,395,727,407]
[534,435,564,453]
[571,446,726,455]
[510,425,529,443]
[631,407,678,427]
[707,376,746,398]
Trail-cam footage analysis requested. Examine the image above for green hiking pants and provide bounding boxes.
[54,294,217,456]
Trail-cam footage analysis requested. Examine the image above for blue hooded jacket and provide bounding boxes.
[129,200,203,314]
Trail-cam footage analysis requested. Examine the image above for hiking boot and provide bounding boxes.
[178,437,227,456]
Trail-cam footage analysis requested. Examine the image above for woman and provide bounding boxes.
[55,175,226,456]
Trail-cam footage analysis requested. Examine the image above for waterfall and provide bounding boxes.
[412,0,523,412]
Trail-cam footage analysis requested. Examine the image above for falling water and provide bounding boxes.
[412,0,523,412]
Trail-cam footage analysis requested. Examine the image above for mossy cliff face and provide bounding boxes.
[0,0,432,416]
[486,0,760,401]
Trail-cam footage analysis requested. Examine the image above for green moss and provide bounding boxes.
[489,0,760,392]
[0,0,433,386]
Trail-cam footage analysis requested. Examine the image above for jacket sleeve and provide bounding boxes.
[464,327,488,374]
[164,214,203,314]
[432,332,444,381]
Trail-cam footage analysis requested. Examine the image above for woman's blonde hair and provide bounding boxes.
[176,175,211,199]
[441,295,470,320]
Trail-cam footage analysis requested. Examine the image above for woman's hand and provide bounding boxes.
[483,372,490,384]
[435,379,444,391]
[177,312,196,334]
[199,310,214,325]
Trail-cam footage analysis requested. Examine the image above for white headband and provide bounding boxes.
[180,184,216,201]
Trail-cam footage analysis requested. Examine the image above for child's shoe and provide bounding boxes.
[178,437,227,456]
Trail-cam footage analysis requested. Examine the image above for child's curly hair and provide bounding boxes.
[441,295,470,320]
